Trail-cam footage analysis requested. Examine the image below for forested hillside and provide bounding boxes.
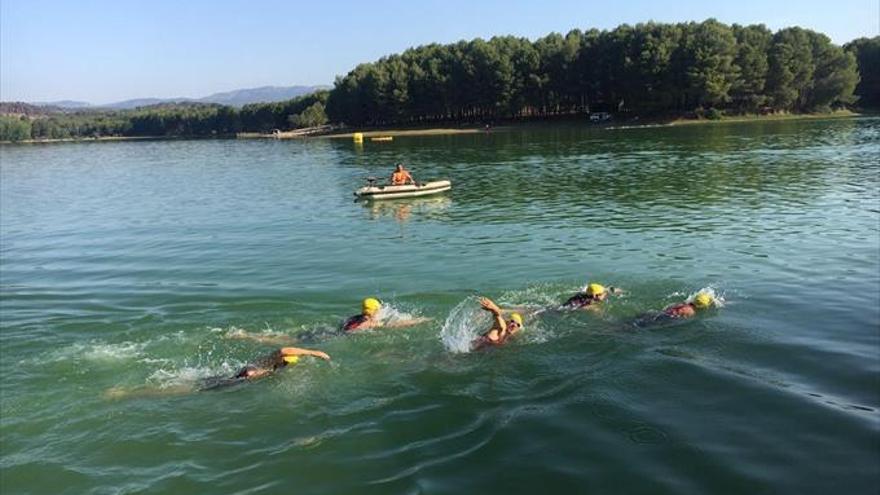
[326,20,862,125]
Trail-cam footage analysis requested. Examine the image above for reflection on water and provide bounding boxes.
[362,196,453,224]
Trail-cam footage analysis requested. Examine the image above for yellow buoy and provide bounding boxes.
[353,132,364,143]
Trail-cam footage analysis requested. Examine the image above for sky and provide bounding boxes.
[1,0,877,104]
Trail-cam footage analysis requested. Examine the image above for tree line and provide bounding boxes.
[0,92,329,142]
[845,36,880,109]
[2,23,877,142]
[326,20,869,125]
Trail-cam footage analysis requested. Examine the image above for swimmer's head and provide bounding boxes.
[282,355,300,365]
[362,297,382,316]
[395,163,404,171]
[693,292,713,309]
[509,312,523,329]
[586,283,607,298]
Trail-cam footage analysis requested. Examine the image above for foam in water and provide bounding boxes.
[497,283,567,309]
[146,364,237,389]
[377,303,421,325]
[54,341,147,362]
[137,357,174,365]
[53,329,205,366]
[221,325,292,342]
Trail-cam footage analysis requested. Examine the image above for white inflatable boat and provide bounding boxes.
[354,179,452,200]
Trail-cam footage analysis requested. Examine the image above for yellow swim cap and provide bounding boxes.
[693,293,713,309]
[510,313,523,325]
[362,297,381,316]
[282,355,300,364]
[586,283,606,296]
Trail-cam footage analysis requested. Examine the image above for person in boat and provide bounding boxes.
[633,292,716,327]
[343,297,431,332]
[472,297,524,350]
[561,282,623,310]
[389,163,416,186]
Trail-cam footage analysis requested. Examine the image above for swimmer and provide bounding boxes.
[342,297,431,332]
[104,346,330,399]
[660,292,715,318]
[230,346,329,380]
[561,282,623,310]
[389,163,416,186]
[471,297,524,350]
[633,291,716,327]
[200,346,330,390]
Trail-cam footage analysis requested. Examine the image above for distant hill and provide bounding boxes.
[126,101,225,111]
[101,98,190,109]
[33,100,92,108]
[15,85,329,111]
[199,85,327,107]
[0,102,65,116]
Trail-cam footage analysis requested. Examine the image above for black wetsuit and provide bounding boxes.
[199,350,288,391]
[632,304,695,328]
[471,333,508,351]
[561,293,599,309]
[343,314,369,332]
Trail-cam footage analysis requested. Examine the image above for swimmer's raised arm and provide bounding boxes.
[280,347,331,361]
[479,297,501,314]
[479,297,507,331]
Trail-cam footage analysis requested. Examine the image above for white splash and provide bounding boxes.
[440,296,487,353]
[685,286,726,307]
[378,302,420,325]
[146,362,238,388]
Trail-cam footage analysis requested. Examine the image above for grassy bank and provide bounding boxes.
[320,110,863,138]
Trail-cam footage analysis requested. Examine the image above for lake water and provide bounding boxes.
[1,118,878,494]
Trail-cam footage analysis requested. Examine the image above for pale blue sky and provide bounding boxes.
[1,0,877,104]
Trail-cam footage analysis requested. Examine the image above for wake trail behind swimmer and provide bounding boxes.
[104,346,331,399]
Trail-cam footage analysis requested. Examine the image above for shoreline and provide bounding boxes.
[320,127,488,139]
[2,135,184,145]
[661,109,860,126]
[279,110,867,139]
[1,111,867,144]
